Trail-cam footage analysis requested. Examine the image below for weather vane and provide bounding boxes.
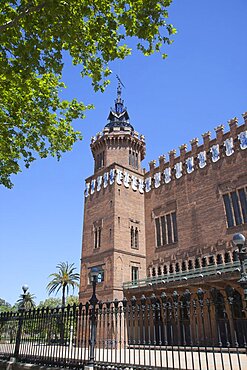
[116,74,125,89]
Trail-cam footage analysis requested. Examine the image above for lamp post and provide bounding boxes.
[232,233,247,301]
[87,267,99,369]
[14,285,29,359]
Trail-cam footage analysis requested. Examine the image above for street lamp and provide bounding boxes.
[232,233,247,301]
[14,285,29,360]
[87,267,99,369]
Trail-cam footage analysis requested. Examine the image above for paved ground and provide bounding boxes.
[0,343,246,370]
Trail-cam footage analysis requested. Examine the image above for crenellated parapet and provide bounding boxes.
[90,125,146,162]
[144,114,247,191]
[84,113,247,198]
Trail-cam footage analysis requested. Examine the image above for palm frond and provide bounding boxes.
[47,261,80,305]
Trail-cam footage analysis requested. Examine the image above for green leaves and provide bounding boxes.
[47,262,80,306]
[0,0,175,188]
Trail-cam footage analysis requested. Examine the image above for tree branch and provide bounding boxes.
[0,2,47,32]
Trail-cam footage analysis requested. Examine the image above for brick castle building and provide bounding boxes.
[79,83,247,304]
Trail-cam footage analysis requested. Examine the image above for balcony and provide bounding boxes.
[123,260,246,290]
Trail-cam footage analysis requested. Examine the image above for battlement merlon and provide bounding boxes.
[90,126,145,144]
[145,113,247,175]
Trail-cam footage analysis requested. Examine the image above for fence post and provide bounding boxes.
[87,274,98,369]
[13,311,23,360]
[13,285,29,361]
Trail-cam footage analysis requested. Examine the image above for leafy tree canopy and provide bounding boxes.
[0,0,176,188]
[0,298,12,312]
[38,297,61,308]
[66,295,79,306]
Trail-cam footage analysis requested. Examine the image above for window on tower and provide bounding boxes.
[130,223,139,249]
[93,220,103,248]
[95,151,105,171]
[129,150,139,169]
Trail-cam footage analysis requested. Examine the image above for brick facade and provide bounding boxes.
[79,89,247,303]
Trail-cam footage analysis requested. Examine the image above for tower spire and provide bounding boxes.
[105,76,134,131]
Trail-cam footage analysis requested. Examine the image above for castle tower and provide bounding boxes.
[79,83,146,302]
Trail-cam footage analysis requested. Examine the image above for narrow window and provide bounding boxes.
[172,212,178,242]
[129,150,131,165]
[130,226,134,248]
[134,228,139,249]
[98,227,101,248]
[175,262,180,272]
[231,191,242,225]
[132,151,135,167]
[109,228,112,239]
[223,194,234,227]
[132,266,139,282]
[158,266,162,275]
[166,214,172,244]
[163,265,168,275]
[99,153,101,169]
[238,188,247,223]
[94,229,98,249]
[96,154,99,170]
[161,216,167,245]
[169,264,174,273]
[155,218,161,247]
[152,267,156,276]
[102,151,105,167]
[135,152,138,169]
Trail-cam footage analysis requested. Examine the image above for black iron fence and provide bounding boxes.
[0,287,247,369]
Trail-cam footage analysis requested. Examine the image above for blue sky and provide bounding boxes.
[1,0,247,305]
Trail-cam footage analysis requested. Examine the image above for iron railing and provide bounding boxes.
[0,287,247,370]
[123,261,245,290]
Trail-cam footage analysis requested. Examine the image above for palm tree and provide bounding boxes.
[47,262,80,307]
[16,292,36,311]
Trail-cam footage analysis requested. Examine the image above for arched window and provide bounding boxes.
[175,262,180,272]
[158,266,162,275]
[152,267,156,277]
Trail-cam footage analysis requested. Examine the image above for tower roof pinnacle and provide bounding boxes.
[105,77,134,131]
